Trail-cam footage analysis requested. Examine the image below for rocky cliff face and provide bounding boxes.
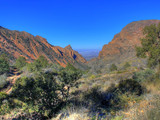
[0,27,87,68]
[99,20,160,59]
[88,20,160,73]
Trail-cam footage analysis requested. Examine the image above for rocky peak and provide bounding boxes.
[88,20,160,71]
[98,20,160,59]
[65,45,73,50]
[0,27,87,69]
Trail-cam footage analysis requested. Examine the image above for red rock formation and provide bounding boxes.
[0,27,87,68]
[99,20,160,59]
[88,20,160,72]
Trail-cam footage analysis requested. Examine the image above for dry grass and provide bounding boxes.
[52,107,89,120]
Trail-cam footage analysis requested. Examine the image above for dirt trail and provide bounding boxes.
[5,68,21,94]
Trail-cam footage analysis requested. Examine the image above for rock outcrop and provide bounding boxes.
[0,27,87,68]
[88,20,160,72]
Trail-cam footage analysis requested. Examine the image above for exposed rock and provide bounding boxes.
[0,27,87,69]
[88,20,160,73]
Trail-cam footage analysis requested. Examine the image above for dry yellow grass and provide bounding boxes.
[52,107,89,120]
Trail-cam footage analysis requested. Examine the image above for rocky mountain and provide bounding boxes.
[88,20,160,73]
[0,26,87,68]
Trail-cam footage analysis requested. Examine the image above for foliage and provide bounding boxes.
[103,79,145,110]
[12,73,61,117]
[65,63,78,71]
[123,62,131,70]
[15,56,27,69]
[0,92,7,105]
[0,74,8,89]
[58,68,82,100]
[27,56,49,72]
[110,64,118,71]
[10,68,82,118]
[133,69,155,83]
[136,23,160,68]
[115,79,145,95]
[0,54,10,75]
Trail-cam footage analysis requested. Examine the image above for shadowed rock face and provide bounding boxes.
[0,27,87,68]
[88,20,160,72]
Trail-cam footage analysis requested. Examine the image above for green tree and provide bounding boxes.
[58,69,82,100]
[12,73,62,118]
[15,56,27,69]
[0,54,10,75]
[110,64,118,71]
[11,70,82,118]
[27,56,49,72]
[136,23,160,69]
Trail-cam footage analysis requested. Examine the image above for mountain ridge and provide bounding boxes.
[88,20,160,72]
[0,27,87,68]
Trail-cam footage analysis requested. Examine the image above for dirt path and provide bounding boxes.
[5,68,21,94]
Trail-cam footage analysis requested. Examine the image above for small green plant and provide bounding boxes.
[111,115,124,120]
[123,62,131,70]
[27,56,49,72]
[0,74,8,89]
[15,56,27,69]
[0,54,10,75]
[133,69,154,83]
[110,64,118,71]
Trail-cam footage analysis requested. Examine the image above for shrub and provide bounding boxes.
[27,56,49,72]
[110,64,118,71]
[12,74,62,118]
[123,62,131,70]
[11,70,82,118]
[102,79,145,110]
[58,69,82,100]
[0,54,10,75]
[0,74,8,89]
[116,79,145,95]
[15,56,27,69]
[0,92,7,105]
[133,69,154,83]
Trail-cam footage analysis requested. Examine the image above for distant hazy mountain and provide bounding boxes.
[76,49,101,61]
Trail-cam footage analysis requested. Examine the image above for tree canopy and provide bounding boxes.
[15,56,27,69]
[136,23,160,68]
[0,54,10,75]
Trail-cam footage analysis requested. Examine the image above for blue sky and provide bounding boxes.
[0,0,160,49]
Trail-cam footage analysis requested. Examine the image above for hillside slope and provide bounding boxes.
[0,27,87,68]
[88,20,160,72]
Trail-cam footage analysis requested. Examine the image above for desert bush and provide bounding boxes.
[12,74,61,117]
[133,69,154,83]
[27,56,49,72]
[0,100,11,115]
[58,69,82,101]
[100,79,145,110]
[11,69,82,118]
[0,74,8,89]
[123,62,131,70]
[0,54,10,75]
[0,92,7,105]
[110,64,118,72]
[114,79,145,96]
[15,56,27,69]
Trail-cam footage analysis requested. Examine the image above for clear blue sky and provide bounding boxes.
[0,0,160,49]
